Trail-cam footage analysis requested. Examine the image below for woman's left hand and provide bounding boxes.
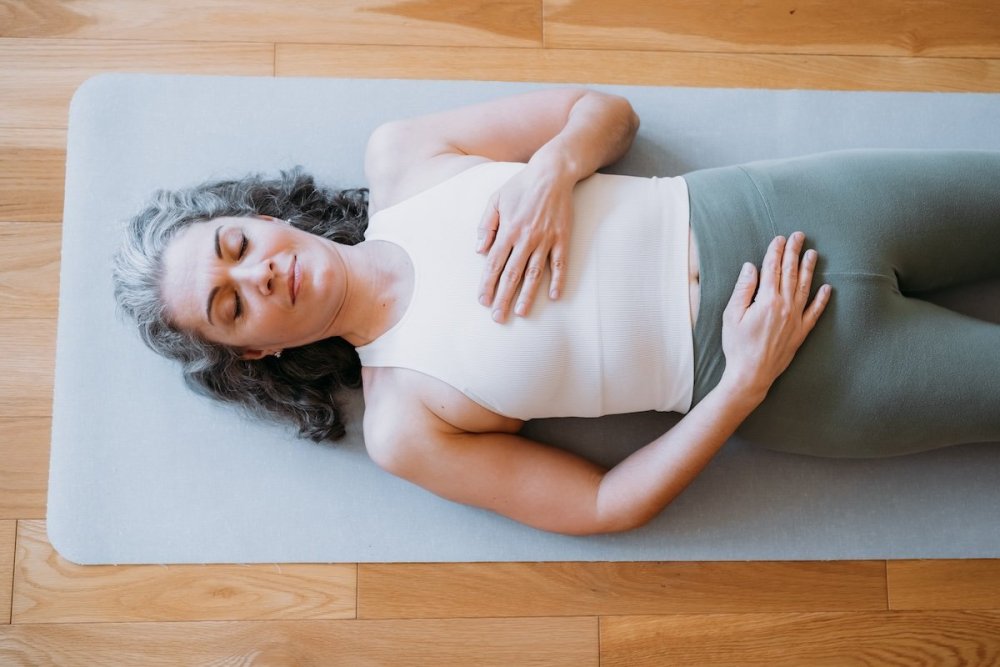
[719,232,832,399]
[476,164,575,323]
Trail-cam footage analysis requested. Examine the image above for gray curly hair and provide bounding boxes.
[112,168,368,442]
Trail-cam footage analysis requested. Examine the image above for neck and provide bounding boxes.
[325,240,408,348]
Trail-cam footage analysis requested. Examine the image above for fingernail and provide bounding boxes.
[549,289,559,300]
[480,294,490,307]
[515,303,526,316]
[742,263,753,276]
[492,309,504,323]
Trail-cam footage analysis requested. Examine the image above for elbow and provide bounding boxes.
[578,88,640,137]
[364,120,408,183]
[596,514,650,536]
[620,98,640,143]
[588,490,661,536]
[582,507,651,536]
[562,518,643,537]
[598,90,640,140]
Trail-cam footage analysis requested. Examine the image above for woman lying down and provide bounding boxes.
[113,88,1000,535]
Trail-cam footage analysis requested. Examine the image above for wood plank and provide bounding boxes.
[544,0,1000,58]
[1,0,541,48]
[0,419,50,521]
[0,223,61,319]
[1,521,14,624]
[12,521,356,623]
[277,43,1000,92]
[601,611,1000,666]
[0,320,55,419]
[888,559,1000,610]
[0,129,65,223]
[2,616,596,666]
[0,38,274,129]
[358,561,887,619]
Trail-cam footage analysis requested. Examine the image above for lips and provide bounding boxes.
[289,255,299,305]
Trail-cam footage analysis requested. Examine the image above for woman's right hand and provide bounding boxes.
[719,231,832,400]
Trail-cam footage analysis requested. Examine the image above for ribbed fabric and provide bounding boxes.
[356,161,694,420]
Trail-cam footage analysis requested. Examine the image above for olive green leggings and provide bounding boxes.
[684,150,1000,458]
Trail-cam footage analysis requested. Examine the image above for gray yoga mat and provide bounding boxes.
[50,73,1000,564]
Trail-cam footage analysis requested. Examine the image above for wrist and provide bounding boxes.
[527,142,585,185]
[716,371,770,408]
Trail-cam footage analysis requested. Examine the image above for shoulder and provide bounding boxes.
[364,121,491,216]
[360,366,522,471]
[360,366,434,472]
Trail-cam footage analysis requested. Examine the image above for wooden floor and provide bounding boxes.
[3,1,1000,664]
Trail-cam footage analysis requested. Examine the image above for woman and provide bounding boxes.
[114,88,1000,536]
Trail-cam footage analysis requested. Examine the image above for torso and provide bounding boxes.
[362,157,702,435]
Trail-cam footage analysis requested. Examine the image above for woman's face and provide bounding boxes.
[160,215,345,358]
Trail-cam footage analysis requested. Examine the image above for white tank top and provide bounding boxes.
[356,161,695,419]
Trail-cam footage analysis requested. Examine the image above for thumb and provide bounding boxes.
[725,262,757,319]
[477,195,500,254]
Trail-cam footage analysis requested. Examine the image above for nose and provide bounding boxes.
[231,258,274,296]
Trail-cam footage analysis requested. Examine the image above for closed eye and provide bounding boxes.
[232,232,247,321]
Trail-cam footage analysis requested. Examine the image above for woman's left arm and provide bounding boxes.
[366,88,640,322]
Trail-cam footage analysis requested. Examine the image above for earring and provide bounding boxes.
[273,350,282,358]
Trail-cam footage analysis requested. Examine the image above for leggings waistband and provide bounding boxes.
[683,166,775,407]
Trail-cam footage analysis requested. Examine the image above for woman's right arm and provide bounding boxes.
[370,233,831,535]
[370,372,766,535]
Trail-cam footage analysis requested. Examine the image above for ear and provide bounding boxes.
[239,348,277,361]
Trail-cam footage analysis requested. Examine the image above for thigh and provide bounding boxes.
[739,149,1000,292]
[737,274,1000,458]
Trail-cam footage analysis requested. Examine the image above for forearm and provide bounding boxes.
[595,375,766,532]
[528,92,639,185]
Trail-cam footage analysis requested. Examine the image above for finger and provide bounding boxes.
[724,262,758,323]
[479,240,512,308]
[760,235,786,296]
[803,283,833,332]
[476,198,500,254]
[796,248,819,308]
[492,245,533,323]
[514,249,549,317]
[548,241,568,301]
[781,232,804,299]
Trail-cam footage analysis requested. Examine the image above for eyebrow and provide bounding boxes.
[205,225,223,326]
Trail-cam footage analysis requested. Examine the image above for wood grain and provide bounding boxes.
[0,419,49,521]
[601,611,1000,666]
[12,521,356,623]
[888,559,1000,610]
[277,43,1000,92]
[544,0,1000,58]
[0,0,541,47]
[0,223,61,319]
[0,129,65,223]
[0,1,998,664]
[1,521,14,624]
[0,38,274,129]
[0,320,55,419]
[358,561,887,619]
[0,616,596,666]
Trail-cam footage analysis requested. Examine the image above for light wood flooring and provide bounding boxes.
[3,1,1000,664]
